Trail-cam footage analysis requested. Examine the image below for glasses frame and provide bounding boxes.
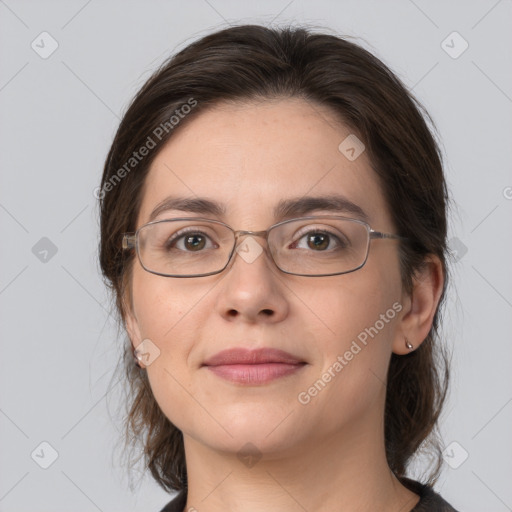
[122,215,409,278]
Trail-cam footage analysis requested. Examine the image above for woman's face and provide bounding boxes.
[125,98,409,457]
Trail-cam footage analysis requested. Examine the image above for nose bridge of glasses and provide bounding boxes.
[233,229,269,240]
[232,229,273,253]
[227,229,275,270]
[231,229,271,253]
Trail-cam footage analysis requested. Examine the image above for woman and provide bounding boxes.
[99,24,459,511]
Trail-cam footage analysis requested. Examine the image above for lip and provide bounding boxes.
[202,348,306,385]
[203,347,304,366]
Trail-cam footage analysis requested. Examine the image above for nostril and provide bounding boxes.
[262,309,273,316]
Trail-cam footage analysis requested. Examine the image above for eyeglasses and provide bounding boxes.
[122,216,408,278]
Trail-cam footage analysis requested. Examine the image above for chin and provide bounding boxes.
[205,428,300,460]
[210,406,303,450]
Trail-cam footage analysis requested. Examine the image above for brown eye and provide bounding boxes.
[183,234,206,251]
[306,233,330,251]
[165,229,216,252]
[291,229,348,252]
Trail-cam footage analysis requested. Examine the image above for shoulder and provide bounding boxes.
[400,476,460,512]
[158,489,187,512]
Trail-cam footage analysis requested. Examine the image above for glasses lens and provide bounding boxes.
[269,217,370,276]
[137,219,234,276]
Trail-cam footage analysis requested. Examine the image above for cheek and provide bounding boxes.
[313,264,400,343]
[131,268,194,341]
[131,272,204,430]
[310,263,401,391]
[131,269,198,388]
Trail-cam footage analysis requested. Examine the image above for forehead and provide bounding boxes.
[137,98,392,230]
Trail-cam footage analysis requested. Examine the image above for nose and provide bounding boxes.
[214,234,289,323]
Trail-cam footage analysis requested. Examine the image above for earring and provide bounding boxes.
[133,347,143,368]
[405,337,414,350]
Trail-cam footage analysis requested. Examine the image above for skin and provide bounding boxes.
[125,98,444,511]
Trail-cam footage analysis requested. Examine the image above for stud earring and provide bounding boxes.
[133,347,144,368]
[405,337,414,350]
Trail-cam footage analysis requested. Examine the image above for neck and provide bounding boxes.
[181,415,420,512]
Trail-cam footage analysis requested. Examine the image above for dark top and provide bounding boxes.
[159,477,459,511]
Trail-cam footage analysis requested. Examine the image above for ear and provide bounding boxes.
[393,254,444,355]
[124,302,146,369]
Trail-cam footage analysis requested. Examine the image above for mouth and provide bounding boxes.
[202,347,307,385]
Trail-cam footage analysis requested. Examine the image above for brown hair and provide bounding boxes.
[99,24,453,493]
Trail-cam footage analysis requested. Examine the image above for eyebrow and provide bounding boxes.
[148,194,370,224]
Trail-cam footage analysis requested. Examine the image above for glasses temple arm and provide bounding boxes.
[122,234,136,250]
[369,231,408,241]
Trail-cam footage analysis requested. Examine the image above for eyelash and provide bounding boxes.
[165,228,218,250]
[290,227,347,250]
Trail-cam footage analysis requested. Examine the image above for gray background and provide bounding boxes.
[1,1,511,511]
